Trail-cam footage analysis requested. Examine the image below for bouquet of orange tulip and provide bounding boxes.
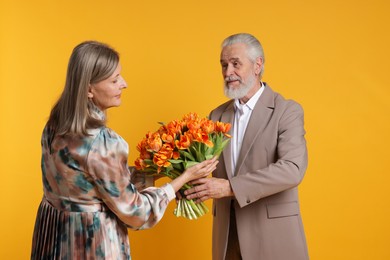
[134,112,231,219]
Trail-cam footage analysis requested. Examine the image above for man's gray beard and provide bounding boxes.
[224,74,256,99]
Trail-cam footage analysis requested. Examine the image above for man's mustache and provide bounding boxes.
[224,76,242,83]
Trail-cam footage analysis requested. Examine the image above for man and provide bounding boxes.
[185,33,309,260]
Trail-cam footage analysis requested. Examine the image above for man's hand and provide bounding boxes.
[184,177,234,203]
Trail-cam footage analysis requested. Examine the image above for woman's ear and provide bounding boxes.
[87,85,93,98]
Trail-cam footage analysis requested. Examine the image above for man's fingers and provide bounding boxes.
[195,194,209,203]
[190,177,207,185]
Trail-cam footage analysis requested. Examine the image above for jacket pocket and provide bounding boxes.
[266,201,299,219]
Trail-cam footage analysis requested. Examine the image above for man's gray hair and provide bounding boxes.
[222,33,265,78]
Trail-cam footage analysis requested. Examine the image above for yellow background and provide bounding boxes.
[1,0,389,259]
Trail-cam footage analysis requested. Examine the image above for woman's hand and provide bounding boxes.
[169,157,218,193]
[182,157,218,182]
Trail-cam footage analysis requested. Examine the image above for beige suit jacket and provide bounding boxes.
[209,84,309,260]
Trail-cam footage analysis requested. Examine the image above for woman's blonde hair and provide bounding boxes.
[47,41,119,137]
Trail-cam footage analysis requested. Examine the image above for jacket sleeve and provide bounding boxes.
[230,101,308,207]
[86,128,173,230]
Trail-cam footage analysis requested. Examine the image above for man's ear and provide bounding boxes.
[254,57,263,76]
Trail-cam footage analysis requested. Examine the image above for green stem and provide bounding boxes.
[199,202,209,213]
[187,199,202,217]
[186,200,197,220]
[174,199,182,217]
[183,200,192,219]
[196,202,205,216]
[181,200,186,218]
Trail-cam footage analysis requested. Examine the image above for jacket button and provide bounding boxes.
[246,199,250,203]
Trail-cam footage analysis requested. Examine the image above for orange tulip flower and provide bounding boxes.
[166,120,182,135]
[136,139,151,159]
[175,134,191,150]
[215,121,232,137]
[153,153,171,171]
[172,151,180,160]
[182,112,199,122]
[189,129,214,147]
[161,132,175,144]
[201,118,215,133]
[187,120,201,131]
[134,158,148,170]
[147,132,163,152]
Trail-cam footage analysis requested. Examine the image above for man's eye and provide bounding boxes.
[113,80,118,84]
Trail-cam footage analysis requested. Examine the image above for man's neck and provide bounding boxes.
[239,81,262,104]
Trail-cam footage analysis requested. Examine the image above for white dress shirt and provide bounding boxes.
[231,83,265,175]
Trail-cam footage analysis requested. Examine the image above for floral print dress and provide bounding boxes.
[31,109,173,260]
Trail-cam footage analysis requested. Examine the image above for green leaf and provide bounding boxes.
[197,151,205,161]
[139,168,158,174]
[172,163,184,171]
[221,138,231,147]
[143,159,153,165]
[213,138,231,156]
[189,145,198,157]
[205,154,214,160]
[204,146,213,157]
[184,161,199,169]
[179,150,196,161]
[169,159,184,164]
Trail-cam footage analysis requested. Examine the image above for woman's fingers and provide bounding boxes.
[185,158,218,181]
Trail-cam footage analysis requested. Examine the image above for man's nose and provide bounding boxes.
[224,64,234,77]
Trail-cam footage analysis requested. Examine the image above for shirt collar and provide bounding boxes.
[234,82,265,111]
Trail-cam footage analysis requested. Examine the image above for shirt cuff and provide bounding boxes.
[161,183,176,201]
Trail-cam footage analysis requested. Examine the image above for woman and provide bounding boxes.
[31,41,217,259]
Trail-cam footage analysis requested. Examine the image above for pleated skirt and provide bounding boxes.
[31,198,131,260]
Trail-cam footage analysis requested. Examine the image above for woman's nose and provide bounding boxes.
[119,76,127,89]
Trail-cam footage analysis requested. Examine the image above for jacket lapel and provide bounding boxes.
[235,85,275,175]
[220,101,235,180]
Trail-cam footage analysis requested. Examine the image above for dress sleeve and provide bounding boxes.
[86,127,173,230]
